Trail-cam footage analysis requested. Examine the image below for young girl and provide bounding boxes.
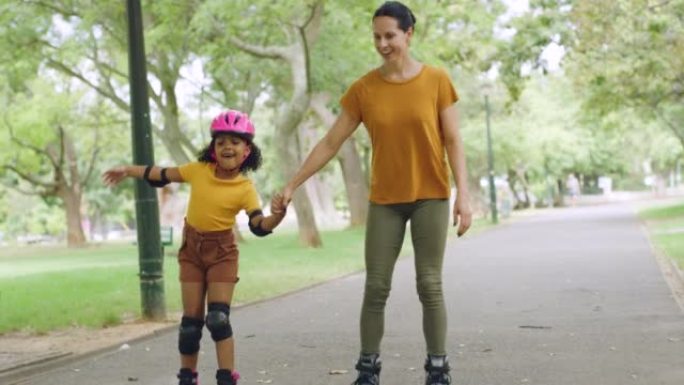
[103,110,286,385]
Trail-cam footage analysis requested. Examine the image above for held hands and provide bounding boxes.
[270,193,288,216]
[275,184,295,214]
[101,166,129,187]
[281,185,294,208]
[453,194,472,237]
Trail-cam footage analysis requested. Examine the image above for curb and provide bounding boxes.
[642,224,684,313]
[0,326,177,385]
[0,269,368,385]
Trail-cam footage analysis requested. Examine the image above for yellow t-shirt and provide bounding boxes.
[340,64,459,204]
[178,162,261,231]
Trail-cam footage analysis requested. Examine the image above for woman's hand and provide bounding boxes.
[281,184,295,208]
[453,194,472,237]
[101,166,129,187]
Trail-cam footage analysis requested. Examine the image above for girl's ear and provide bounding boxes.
[243,146,252,160]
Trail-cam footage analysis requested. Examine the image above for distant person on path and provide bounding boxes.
[103,110,287,385]
[281,2,472,384]
[566,173,581,206]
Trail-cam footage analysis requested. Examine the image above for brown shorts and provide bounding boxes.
[178,222,239,283]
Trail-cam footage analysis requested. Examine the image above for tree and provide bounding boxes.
[568,0,684,150]
[0,79,111,246]
[0,0,211,164]
[196,0,326,246]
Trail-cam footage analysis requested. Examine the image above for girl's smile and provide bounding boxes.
[214,134,250,177]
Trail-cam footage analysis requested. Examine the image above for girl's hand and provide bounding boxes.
[453,194,472,237]
[102,166,129,187]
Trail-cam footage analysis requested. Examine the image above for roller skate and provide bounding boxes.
[351,353,381,385]
[216,369,240,385]
[177,368,198,385]
[424,355,451,385]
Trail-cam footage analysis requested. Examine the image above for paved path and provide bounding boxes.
[11,203,684,385]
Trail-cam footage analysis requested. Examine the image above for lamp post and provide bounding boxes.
[126,0,166,320]
[484,91,498,224]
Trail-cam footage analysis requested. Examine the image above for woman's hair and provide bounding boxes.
[197,133,263,174]
[373,1,416,32]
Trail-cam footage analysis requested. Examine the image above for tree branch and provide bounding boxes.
[2,164,56,189]
[4,115,61,170]
[25,0,79,17]
[648,0,672,11]
[46,59,129,111]
[228,36,288,59]
[654,107,684,148]
[58,126,81,188]
[81,144,100,189]
[45,125,67,188]
[81,115,104,188]
[302,1,324,45]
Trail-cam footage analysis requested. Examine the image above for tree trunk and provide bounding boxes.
[276,116,322,247]
[61,188,86,246]
[507,168,523,208]
[298,118,340,226]
[310,92,368,227]
[60,130,87,247]
[555,178,565,207]
[229,2,325,247]
[151,62,195,165]
[304,174,340,226]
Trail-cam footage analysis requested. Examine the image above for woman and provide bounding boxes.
[281,2,471,384]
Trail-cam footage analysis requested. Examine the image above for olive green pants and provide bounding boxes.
[361,199,449,355]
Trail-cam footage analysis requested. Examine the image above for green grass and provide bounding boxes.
[0,228,375,334]
[639,201,684,270]
[640,203,684,221]
[0,217,496,334]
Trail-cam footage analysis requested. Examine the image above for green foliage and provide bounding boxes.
[567,0,684,148]
[496,0,573,100]
[2,0,682,238]
[0,2,50,91]
[0,75,129,239]
[640,201,684,270]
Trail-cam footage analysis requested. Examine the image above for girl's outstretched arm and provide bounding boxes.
[102,165,183,187]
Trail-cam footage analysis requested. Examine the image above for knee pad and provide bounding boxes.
[178,316,204,355]
[205,302,232,341]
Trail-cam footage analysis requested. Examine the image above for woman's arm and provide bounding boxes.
[440,104,472,236]
[102,165,183,187]
[282,108,360,203]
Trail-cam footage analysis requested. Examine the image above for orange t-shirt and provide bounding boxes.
[340,65,459,204]
[178,162,261,231]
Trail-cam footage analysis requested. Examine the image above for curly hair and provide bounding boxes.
[197,133,262,174]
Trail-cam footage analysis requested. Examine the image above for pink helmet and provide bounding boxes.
[210,109,255,139]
